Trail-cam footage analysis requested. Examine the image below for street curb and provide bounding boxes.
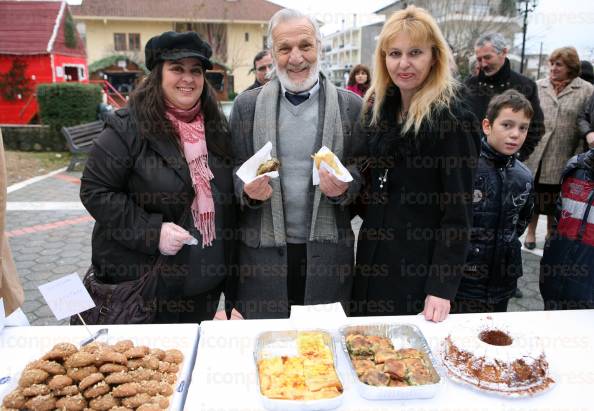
[7,202,85,211]
[7,167,68,194]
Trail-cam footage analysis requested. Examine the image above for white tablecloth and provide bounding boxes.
[185,310,594,410]
[0,323,200,410]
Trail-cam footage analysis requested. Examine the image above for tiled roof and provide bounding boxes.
[0,1,62,54]
[0,1,85,56]
[71,0,284,22]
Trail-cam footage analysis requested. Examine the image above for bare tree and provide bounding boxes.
[225,43,251,74]
[175,22,228,63]
[584,48,594,62]
[194,23,228,63]
[411,0,521,75]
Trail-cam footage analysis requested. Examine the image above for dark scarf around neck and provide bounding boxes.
[479,58,511,84]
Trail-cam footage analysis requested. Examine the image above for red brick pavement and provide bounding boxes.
[6,215,94,238]
[52,174,81,185]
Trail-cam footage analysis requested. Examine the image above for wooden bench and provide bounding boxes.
[61,120,104,171]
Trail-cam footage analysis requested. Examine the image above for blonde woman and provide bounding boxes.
[353,6,480,322]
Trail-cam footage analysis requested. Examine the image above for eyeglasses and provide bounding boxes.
[256,64,273,72]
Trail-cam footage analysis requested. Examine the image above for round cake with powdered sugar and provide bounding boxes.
[441,318,554,396]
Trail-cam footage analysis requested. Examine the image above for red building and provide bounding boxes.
[0,1,87,124]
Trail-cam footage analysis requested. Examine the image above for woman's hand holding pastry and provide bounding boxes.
[159,223,193,255]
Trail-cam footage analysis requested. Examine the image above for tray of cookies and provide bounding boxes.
[0,323,199,411]
[254,329,344,411]
[339,323,443,400]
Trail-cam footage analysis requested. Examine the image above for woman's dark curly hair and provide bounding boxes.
[128,60,231,159]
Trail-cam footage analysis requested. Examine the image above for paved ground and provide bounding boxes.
[6,170,547,325]
[7,169,92,325]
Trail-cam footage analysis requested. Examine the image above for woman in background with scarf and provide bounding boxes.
[346,64,371,98]
[80,32,237,323]
[524,47,593,247]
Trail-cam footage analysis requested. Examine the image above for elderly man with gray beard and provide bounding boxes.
[228,9,365,319]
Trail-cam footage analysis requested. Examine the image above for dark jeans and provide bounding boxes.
[540,274,594,310]
[540,233,594,310]
[155,282,224,323]
[453,298,509,314]
[287,243,307,306]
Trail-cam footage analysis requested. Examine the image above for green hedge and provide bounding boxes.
[1,125,66,151]
[37,83,102,133]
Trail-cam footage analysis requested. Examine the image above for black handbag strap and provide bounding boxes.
[75,207,194,325]
[94,207,193,308]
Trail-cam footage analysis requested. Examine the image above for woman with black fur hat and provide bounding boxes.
[80,31,239,323]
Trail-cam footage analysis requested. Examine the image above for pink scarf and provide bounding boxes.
[165,101,215,247]
[550,78,571,95]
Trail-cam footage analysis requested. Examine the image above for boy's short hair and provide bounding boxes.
[485,89,534,123]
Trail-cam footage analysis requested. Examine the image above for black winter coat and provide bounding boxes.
[465,59,545,161]
[353,88,481,316]
[577,91,594,151]
[457,139,534,303]
[243,79,264,93]
[80,108,237,300]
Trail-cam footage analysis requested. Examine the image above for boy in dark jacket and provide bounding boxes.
[455,90,535,313]
[540,148,594,310]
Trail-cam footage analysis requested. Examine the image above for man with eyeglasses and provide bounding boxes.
[244,50,273,92]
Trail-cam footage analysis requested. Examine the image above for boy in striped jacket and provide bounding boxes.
[540,148,594,309]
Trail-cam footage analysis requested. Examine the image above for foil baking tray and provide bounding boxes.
[339,323,443,400]
[253,329,345,411]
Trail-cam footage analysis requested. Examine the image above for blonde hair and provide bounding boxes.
[364,5,458,134]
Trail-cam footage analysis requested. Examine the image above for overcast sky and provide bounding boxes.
[64,0,594,60]
[269,0,594,60]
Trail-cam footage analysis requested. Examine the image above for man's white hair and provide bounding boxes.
[267,9,322,49]
[266,8,323,93]
[475,32,507,54]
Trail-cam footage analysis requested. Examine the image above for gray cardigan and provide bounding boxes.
[228,79,366,318]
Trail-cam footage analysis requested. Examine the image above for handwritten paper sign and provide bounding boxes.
[38,273,95,321]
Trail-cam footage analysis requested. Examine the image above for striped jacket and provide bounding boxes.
[555,149,594,246]
[540,149,594,309]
